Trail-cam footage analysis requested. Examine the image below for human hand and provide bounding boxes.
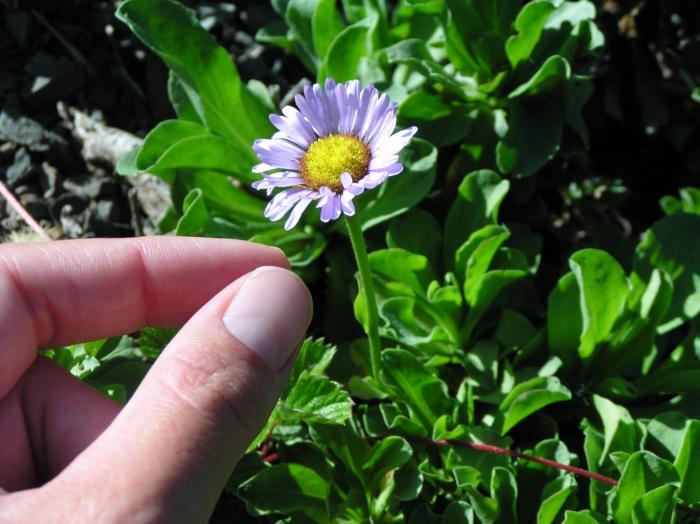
[0,237,312,523]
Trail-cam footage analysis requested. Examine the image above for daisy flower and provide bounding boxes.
[252,78,418,230]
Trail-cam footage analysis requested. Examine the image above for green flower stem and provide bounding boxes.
[345,214,381,382]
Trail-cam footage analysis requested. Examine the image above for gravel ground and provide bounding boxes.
[0,0,307,241]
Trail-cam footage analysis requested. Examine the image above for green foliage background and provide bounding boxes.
[48,0,700,522]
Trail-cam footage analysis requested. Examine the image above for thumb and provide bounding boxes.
[56,266,312,523]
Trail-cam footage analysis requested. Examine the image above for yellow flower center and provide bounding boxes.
[300,134,370,192]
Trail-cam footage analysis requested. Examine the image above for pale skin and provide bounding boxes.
[0,237,312,523]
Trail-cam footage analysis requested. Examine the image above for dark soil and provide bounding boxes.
[0,0,307,240]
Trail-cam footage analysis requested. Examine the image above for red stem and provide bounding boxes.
[261,452,278,463]
[365,435,700,517]
[434,439,618,486]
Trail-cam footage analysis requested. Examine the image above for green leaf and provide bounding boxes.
[311,0,345,58]
[465,339,500,392]
[610,451,679,524]
[466,485,499,524]
[445,170,510,265]
[495,308,537,354]
[506,1,557,67]
[496,99,563,177]
[569,249,629,361]
[463,268,528,341]
[310,423,370,487]
[509,56,571,98]
[256,21,294,51]
[445,426,513,487]
[139,134,258,184]
[250,226,327,268]
[409,504,443,524]
[497,377,571,434]
[136,121,211,168]
[116,0,271,150]
[280,372,353,424]
[239,463,329,520]
[379,403,427,436]
[286,0,323,70]
[561,510,608,523]
[661,187,700,216]
[456,225,510,286]
[631,484,677,524]
[674,419,700,503]
[288,338,337,386]
[172,171,265,224]
[547,272,583,367]
[363,436,413,486]
[453,466,482,488]
[359,138,437,230]
[560,75,594,146]
[634,213,700,330]
[379,296,453,349]
[136,327,176,360]
[175,188,211,236]
[636,364,700,395]
[86,361,150,398]
[693,87,700,103]
[541,1,603,57]
[645,411,690,461]
[394,467,424,501]
[386,39,475,100]
[592,395,637,466]
[441,501,474,524]
[381,348,451,428]
[469,0,521,36]
[537,478,577,524]
[115,147,139,177]
[318,20,369,82]
[386,209,442,270]
[442,0,514,76]
[369,248,433,296]
[167,70,202,123]
[397,89,475,147]
[491,467,518,524]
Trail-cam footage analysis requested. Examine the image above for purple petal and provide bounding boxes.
[295,91,327,138]
[340,190,357,216]
[351,86,378,136]
[252,162,279,174]
[340,80,361,134]
[253,138,305,171]
[375,126,418,157]
[265,189,313,222]
[368,111,397,148]
[385,163,404,176]
[284,197,313,230]
[359,171,389,189]
[346,183,365,195]
[360,93,392,142]
[340,172,353,188]
[319,193,342,222]
[253,172,305,195]
[369,154,400,171]
[269,109,315,148]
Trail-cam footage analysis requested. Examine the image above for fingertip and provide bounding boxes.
[263,245,291,270]
[222,266,312,371]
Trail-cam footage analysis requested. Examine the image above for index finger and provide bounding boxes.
[0,236,287,398]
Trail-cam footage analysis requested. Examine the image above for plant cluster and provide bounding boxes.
[46,0,700,522]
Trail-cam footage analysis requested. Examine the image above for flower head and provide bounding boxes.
[252,79,418,230]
